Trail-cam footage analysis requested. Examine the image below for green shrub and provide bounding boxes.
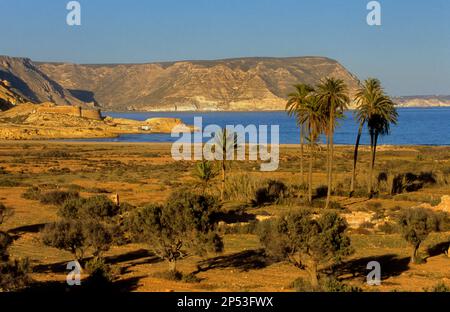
[153,270,183,281]
[59,198,87,219]
[40,190,79,206]
[84,257,114,282]
[397,208,440,263]
[127,191,223,273]
[224,174,260,202]
[83,257,116,290]
[0,179,23,187]
[259,210,352,287]
[290,276,361,292]
[38,150,71,158]
[0,258,31,292]
[314,185,328,199]
[424,282,450,292]
[377,222,399,234]
[22,187,42,201]
[252,180,287,206]
[80,196,119,220]
[41,221,86,261]
[182,273,202,283]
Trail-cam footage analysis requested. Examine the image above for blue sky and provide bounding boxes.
[1,0,449,96]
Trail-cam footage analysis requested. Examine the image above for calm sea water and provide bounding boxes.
[74,108,450,146]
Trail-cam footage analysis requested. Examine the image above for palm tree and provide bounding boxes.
[350,78,384,197]
[193,160,218,194]
[298,97,327,203]
[214,128,237,201]
[366,97,398,197]
[286,84,315,186]
[316,78,349,208]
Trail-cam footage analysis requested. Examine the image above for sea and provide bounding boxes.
[70,107,450,146]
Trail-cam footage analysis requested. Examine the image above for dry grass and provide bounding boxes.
[0,142,449,292]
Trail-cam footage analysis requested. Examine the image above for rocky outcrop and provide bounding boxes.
[0,79,26,110]
[393,96,450,108]
[0,103,191,140]
[35,103,102,120]
[38,56,361,111]
[0,55,85,106]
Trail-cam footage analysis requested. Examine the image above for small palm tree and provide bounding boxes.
[316,78,349,208]
[193,160,218,194]
[286,84,315,186]
[350,78,384,197]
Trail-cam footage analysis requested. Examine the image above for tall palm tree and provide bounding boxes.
[316,78,349,208]
[214,128,238,201]
[298,97,327,203]
[366,97,398,197]
[286,84,315,186]
[350,78,384,197]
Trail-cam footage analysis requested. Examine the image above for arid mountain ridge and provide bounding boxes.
[1,55,449,111]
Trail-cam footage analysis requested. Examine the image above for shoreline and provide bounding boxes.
[103,106,450,114]
[0,140,449,148]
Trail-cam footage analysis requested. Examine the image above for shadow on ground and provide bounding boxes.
[33,249,162,274]
[330,254,410,281]
[24,275,144,293]
[195,249,274,273]
[8,223,47,235]
[426,240,450,258]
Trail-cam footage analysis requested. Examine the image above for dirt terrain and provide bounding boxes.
[0,142,448,292]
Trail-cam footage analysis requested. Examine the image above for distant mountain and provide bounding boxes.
[37,56,360,111]
[0,56,85,107]
[393,95,450,108]
[4,55,446,112]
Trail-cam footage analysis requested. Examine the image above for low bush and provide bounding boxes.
[290,276,362,292]
[153,270,183,281]
[38,150,71,158]
[84,257,114,282]
[39,190,79,206]
[424,282,450,292]
[224,174,260,202]
[314,185,328,199]
[22,186,42,201]
[377,222,399,234]
[0,179,23,187]
[252,180,287,206]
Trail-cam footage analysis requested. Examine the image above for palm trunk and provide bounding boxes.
[350,123,363,197]
[325,112,334,209]
[308,138,314,204]
[300,125,305,186]
[308,260,319,288]
[368,133,378,198]
[221,159,226,201]
[169,259,177,272]
[411,245,419,264]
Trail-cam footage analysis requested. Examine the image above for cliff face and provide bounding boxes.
[38,57,361,111]
[0,56,85,107]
